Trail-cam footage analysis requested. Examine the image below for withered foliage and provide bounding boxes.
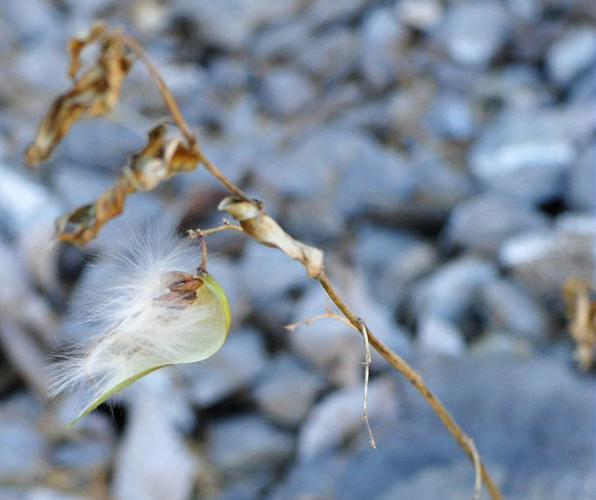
[218,197,323,278]
[55,124,201,245]
[26,24,134,166]
[563,278,596,370]
[25,24,203,246]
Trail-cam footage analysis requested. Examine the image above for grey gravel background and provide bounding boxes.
[0,0,595,499]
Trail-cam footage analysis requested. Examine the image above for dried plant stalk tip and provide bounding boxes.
[218,196,324,278]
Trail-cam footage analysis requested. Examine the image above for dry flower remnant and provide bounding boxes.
[25,24,133,167]
[26,23,503,500]
[55,123,201,245]
[50,226,230,425]
[564,278,596,370]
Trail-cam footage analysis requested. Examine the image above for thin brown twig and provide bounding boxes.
[117,34,196,147]
[199,154,252,202]
[187,221,244,239]
[113,33,503,500]
[316,270,502,500]
[284,312,352,332]
[119,35,252,203]
[285,312,377,448]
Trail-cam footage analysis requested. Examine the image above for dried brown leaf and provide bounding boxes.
[218,196,324,278]
[563,278,596,370]
[124,124,201,191]
[56,125,200,246]
[25,25,134,166]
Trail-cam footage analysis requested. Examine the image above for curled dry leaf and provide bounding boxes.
[218,196,324,278]
[25,24,134,166]
[563,278,596,370]
[56,124,201,245]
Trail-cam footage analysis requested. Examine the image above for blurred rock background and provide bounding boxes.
[0,0,595,499]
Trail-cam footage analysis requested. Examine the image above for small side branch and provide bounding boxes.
[285,312,377,449]
[358,319,376,449]
[316,271,502,500]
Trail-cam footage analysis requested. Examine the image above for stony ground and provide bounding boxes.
[0,0,595,499]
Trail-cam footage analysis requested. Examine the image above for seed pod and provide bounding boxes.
[50,225,231,425]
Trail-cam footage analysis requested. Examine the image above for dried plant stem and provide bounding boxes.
[198,153,252,202]
[117,35,196,147]
[188,221,243,238]
[284,312,377,448]
[118,35,503,500]
[119,35,251,203]
[358,320,376,449]
[316,271,501,500]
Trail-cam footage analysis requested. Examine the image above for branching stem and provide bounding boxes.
[121,34,502,500]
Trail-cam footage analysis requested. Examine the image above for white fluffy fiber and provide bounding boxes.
[50,224,228,419]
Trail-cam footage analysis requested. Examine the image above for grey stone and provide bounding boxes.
[570,65,596,101]
[425,93,476,141]
[336,355,594,499]
[472,65,550,110]
[306,0,368,26]
[437,1,509,67]
[49,438,112,472]
[112,392,198,500]
[445,193,548,254]
[260,68,317,118]
[185,328,268,407]
[240,243,306,302]
[214,470,276,500]
[177,0,302,50]
[0,420,47,481]
[387,152,476,224]
[566,144,595,210]
[257,127,414,220]
[253,355,324,428]
[56,120,144,173]
[267,455,346,500]
[358,8,405,89]
[51,163,114,209]
[356,225,438,308]
[469,109,578,204]
[0,0,61,45]
[297,377,398,459]
[396,0,443,31]
[297,28,357,82]
[0,163,62,236]
[547,27,596,86]
[411,256,497,324]
[26,489,86,500]
[500,224,595,296]
[471,331,533,358]
[209,414,294,474]
[15,43,70,94]
[252,21,311,63]
[480,278,550,342]
[377,461,492,500]
[505,0,542,22]
[208,57,249,94]
[417,316,466,356]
